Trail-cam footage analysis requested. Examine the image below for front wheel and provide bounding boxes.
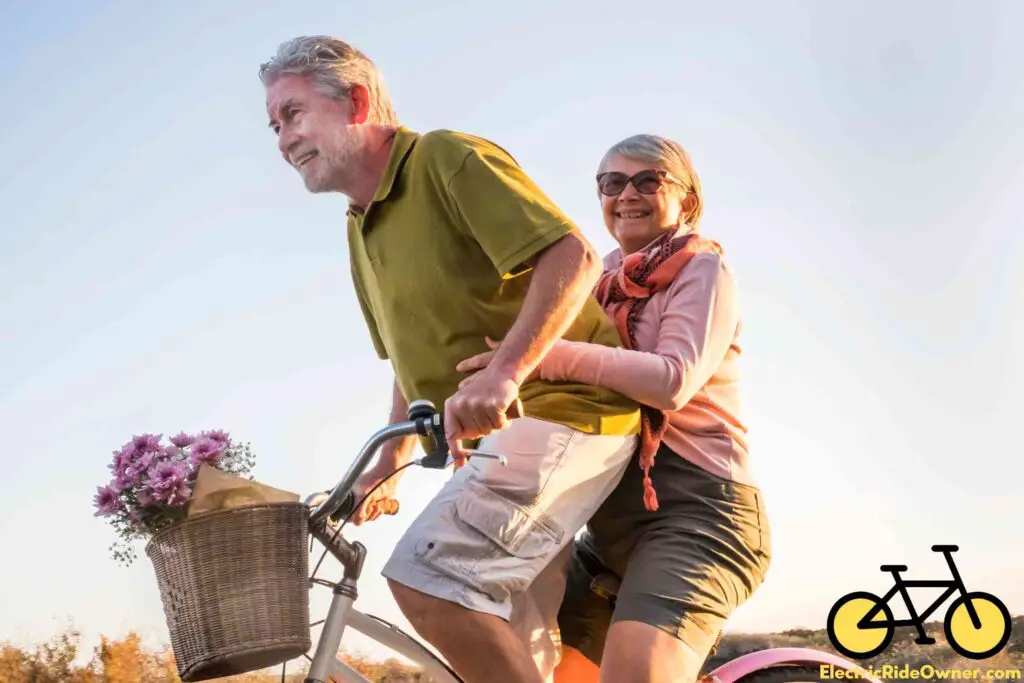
[826,591,894,660]
[735,664,872,683]
[944,591,1011,660]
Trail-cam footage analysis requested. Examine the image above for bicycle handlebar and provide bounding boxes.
[307,398,522,527]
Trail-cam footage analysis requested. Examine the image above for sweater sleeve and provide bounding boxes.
[540,254,738,411]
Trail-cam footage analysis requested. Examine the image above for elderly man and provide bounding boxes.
[259,36,640,683]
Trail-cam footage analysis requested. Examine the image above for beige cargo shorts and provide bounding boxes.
[382,416,637,674]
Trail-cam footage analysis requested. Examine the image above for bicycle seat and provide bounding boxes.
[590,573,622,600]
[880,564,908,572]
[932,545,958,552]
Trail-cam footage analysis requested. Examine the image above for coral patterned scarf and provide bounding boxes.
[594,228,723,511]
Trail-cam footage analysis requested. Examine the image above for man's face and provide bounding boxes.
[266,74,365,193]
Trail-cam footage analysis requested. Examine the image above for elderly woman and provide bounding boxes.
[459,134,771,683]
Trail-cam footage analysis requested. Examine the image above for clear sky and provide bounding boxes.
[2,0,1022,668]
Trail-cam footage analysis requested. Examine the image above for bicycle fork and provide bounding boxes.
[306,579,358,683]
[305,519,369,683]
[942,550,983,629]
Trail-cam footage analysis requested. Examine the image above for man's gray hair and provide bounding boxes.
[599,134,704,228]
[259,36,398,125]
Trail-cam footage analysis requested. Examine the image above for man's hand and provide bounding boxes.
[444,368,520,466]
[350,462,404,526]
[346,379,417,526]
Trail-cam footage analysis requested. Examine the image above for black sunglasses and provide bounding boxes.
[596,169,680,196]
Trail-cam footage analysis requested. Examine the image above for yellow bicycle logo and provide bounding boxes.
[827,545,1012,660]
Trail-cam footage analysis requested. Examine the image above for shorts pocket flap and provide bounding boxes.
[455,481,563,559]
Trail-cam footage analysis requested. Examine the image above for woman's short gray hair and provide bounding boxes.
[258,36,398,125]
[599,134,704,228]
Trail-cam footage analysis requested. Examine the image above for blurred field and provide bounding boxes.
[2,616,1020,682]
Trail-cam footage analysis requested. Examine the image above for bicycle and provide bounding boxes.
[826,545,1012,661]
[293,398,885,683]
[293,398,486,683]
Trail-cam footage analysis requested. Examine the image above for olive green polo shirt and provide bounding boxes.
[348,126,640,436]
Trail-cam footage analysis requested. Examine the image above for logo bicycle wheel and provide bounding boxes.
[944,592,1012,660]
[827,591,894,659]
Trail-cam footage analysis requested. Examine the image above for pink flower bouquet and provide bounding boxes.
[94,430,255,565]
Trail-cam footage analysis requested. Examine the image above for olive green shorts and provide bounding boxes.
[557,445,772,664]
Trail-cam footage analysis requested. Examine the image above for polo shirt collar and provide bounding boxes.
[372,125,419,203]
[347,126,418,219]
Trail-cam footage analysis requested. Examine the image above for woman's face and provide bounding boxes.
[599,154,687,255]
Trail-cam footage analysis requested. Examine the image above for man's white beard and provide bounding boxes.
[303,125,366,194]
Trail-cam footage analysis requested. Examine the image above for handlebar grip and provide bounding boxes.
[420,398,524,470]
[435,398,524,432]
[329,491,358,523]
[328,491,400,523]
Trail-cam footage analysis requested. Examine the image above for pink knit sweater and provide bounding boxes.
[540,248,754,486]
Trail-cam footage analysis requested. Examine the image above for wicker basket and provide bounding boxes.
[146,502,312,681]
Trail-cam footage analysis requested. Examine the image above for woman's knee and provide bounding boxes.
[598,620,705,683]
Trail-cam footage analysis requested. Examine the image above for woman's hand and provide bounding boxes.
[456,337,503,380]
[457,336,555,389]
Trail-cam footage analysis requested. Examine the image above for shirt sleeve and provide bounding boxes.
[539,254,738,411]
[447,141,573,278]
[351,266,389,360]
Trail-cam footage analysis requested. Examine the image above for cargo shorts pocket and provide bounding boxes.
[416,481,565,604]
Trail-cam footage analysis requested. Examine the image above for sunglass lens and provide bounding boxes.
[598,172,628,195]
[633,172,663,194]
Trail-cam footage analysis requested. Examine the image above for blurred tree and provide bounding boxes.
[0,644,30,683]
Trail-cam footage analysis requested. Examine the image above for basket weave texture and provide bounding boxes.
[145,502,311,681]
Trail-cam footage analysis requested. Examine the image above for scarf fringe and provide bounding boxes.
[641,448,659,512]
[642,471,659,512]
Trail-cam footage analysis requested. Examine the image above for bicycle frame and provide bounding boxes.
[857,552,970,631]
[315,607,461,682]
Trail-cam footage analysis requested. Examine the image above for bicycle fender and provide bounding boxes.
[702,647,884,683]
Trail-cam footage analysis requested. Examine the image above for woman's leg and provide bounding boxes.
[557,450,773,683]
[599,621,705,683]
[589,453,773,683]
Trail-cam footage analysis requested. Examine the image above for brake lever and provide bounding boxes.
[446,449,508,467]
[413,449,507,468]
[461,449,508,465]
[413,398,523,469]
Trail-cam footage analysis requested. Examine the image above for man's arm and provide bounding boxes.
[442,230,602,458]
[486,230,602,386]
[382,379,418,464]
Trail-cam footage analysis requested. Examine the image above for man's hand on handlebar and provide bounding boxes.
[350,436,414,526]
[444,369,520,467]
[350,463,402,525]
